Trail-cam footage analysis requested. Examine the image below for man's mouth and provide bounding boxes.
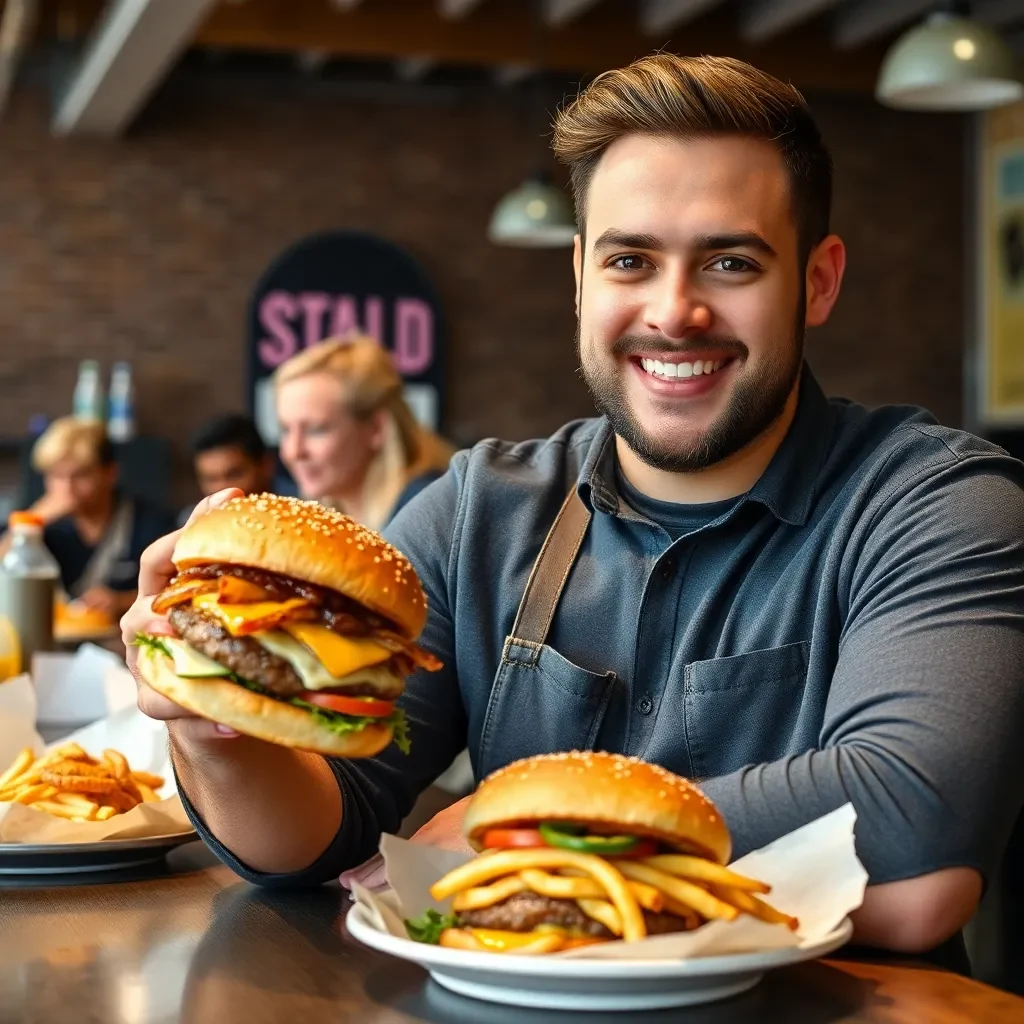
[633,355,735,381]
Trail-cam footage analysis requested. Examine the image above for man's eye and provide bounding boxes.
[610,255,648,271]
[709,256,755,273]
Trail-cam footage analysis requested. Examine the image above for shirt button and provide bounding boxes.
[637,695,654,715]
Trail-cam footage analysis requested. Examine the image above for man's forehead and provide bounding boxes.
[585,133,792,240]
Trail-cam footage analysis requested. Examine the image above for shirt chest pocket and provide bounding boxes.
[683,641,812,779]
[477,641,617,780]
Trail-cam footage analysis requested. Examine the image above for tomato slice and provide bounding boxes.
[303,693,395,717]
[482,828,547,849]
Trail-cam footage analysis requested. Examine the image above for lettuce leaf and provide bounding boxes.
[405,909,459,944]
[135,633,410,754]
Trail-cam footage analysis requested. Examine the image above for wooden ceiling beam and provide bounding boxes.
[194,0,887,92]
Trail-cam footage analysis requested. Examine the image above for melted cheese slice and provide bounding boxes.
[192,592,309,632]
[282,623,391,678]
[255,630,396,692]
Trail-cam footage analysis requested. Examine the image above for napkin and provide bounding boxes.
[353,803,867,960]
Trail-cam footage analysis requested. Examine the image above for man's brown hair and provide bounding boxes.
[552,54,832,262]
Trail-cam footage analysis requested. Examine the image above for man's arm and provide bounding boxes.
[699,454,1024,952]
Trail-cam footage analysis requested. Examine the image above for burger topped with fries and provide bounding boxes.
[135,494,441,759]
[407,751,796,954]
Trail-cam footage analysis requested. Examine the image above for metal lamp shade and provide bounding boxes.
[488,177,577,248]
[877,13,1023,111]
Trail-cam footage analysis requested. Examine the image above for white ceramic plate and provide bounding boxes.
[346,903,854,1012]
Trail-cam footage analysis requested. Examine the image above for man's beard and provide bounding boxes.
[577,314,804,474]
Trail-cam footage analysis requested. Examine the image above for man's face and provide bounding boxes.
[194,446,268,498]
[46,458,116,515]
[575,134,807,473]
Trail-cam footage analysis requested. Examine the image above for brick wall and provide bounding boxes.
[0,73,965,503]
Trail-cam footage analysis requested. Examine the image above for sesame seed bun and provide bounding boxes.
[137,644,393,758]
[171,493,427,639]
[463,751,732,863]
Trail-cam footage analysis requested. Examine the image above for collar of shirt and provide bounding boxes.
[576,364,834,528]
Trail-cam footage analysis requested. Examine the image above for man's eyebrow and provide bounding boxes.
[692,232,777,256]
[590,229,777,257]
[590,230,664,253]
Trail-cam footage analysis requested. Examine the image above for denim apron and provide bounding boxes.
[477,490,618,779]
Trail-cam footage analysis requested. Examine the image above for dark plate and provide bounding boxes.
[0,831,197,875]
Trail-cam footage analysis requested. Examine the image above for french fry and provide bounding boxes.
[130,771,165,789]
[429,848,647,942]
[642,855,771,894]
[712,885,799,931]
[12,783,55,805]
[617,862,739,923]
[0,749,33,791]
[576,898,623,937]
[94,806,116,821]
[29,800,88,820]
[137,783,159,804]
[53,793,99,816]
[521,869,665,913]
[452,875,528,912]
[557,872,667,913]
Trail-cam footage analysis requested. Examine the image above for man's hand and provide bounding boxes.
[340,795,474,891]
[120,488,243,742]
[29,486,74,525]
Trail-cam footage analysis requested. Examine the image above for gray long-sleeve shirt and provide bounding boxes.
[184,367,1024,891]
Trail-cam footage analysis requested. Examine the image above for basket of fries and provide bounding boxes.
[0,744,165,823]
[0,705,192,845]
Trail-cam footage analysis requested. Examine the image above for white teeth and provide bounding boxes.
[639,357,727,380]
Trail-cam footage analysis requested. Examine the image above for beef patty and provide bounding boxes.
[167,605,403,700]
[456,891,691,939]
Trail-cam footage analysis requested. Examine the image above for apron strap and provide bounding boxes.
[507,488,591,649]
[71,498,134,599]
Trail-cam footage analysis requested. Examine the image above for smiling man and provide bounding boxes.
[123,55,1024,966]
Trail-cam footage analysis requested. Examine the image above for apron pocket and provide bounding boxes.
[477,640,616,780]
[684,641,811,779]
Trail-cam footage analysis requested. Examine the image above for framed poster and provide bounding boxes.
[977,104,1024,424]
[246,230,445,444]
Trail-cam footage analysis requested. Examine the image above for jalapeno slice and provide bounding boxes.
[538,822,640,855]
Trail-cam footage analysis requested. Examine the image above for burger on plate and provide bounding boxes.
[135,494,441,758]
[406,751,795,954]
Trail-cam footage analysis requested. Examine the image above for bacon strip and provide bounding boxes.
[151,577,218,614]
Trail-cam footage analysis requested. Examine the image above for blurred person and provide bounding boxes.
[8,418,176,618]
[178,414,274,526]
[275,336,454,531]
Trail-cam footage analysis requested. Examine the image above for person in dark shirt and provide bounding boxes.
[177,415,274,527]
[121,55,1024,961]
[19,418,175,618]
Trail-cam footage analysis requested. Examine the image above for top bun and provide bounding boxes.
[172,493,427,639]
[464,751,731,864]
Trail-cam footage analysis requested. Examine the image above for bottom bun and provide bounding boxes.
[137,647,393,758]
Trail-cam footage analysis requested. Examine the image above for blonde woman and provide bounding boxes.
[275,336,454,530]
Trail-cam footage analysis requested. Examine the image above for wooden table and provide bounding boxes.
[0,841,1021,1024]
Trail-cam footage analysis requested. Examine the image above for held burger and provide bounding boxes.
[135,494,441,758]
[406,752,797,954]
